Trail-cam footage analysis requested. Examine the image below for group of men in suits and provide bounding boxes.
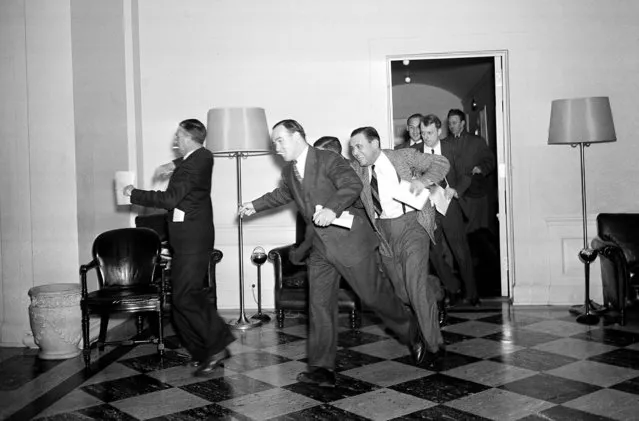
[240,119,450,387]
[396,110,496,306]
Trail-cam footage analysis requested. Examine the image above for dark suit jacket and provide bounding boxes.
[442,132,495,198]
[131,147,214,255]
[253,147,377,267]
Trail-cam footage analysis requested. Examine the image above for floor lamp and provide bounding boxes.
[206,107,272,330]
[548,97,616,325]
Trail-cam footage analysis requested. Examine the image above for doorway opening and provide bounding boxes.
[386,51,514,302]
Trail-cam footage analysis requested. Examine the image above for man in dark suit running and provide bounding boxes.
[124,119,234,377]
[239,119,425,388]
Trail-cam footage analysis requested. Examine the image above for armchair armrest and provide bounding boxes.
[79,259,98,297]
[268,244,295,289]
[592,237,628,264]
[210,248,223,264]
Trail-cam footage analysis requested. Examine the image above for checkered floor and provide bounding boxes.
[5,306,639,420]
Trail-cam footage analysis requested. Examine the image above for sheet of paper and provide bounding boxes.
[314,205,353,229]
[392,179,430,210]
[172,208,185,222]
[429,184,451,216]
[114,171,135,205]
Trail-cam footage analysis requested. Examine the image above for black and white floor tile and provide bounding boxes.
[2,305,639,420]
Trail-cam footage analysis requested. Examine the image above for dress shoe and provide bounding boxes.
[408,329,426,365]
[422,347,446,367]
[296,367,336,388]
[463,297,481,307]
[185,359,201,368]
[438,302,448,327]
[193,349,230,377]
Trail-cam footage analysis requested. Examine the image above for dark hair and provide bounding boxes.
[350,126,380,142]
[273,119,306,140]
[447,109,466,122]
[314,136,342,154]
[179,119,207,144]
[406,113,423,124]
[422,114,442,129]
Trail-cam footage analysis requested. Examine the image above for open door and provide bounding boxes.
[387,50,514,301]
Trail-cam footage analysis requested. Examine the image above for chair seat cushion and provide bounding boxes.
[85,286,161,312]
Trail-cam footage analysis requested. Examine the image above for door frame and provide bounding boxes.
[385,50,515,300]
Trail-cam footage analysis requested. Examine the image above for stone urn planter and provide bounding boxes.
[28,283,82,360]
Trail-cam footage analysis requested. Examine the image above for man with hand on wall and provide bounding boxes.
[124,119,234,377]
[239,119,427,388]
[349,126,450,361]
[422,114,479,306]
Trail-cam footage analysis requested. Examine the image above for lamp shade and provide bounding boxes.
[206,107,272,154]
[548,97,616,145]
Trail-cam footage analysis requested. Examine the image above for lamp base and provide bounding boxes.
[576,313,600,326]
[228,314,262,331]
[569,300,606,316]
[250,312,271,323]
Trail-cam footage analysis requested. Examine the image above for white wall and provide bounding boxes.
[392,83,462,144]
[135,0,639,307]
[2,0,639,346]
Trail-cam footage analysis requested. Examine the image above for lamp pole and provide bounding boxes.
[574,142,600,325]
[229,152,262,330]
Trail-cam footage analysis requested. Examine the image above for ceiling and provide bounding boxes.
[390,57,494,99]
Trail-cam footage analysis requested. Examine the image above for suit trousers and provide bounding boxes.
[170,251,235,362]
[378,212,444,353]
[431,201,478,300]
[460,196,489,233]
[307,246,413,370]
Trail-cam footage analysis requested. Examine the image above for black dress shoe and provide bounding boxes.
[463,297,481,307]
[408,329,426,365]
[438,302,448,327]
[296,367,336,388]
[185,359,200,368]
[422,347,446,367]
[193,349,230,377]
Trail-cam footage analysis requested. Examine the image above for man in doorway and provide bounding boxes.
[422,114,479,306]
[124,119,235,377]
[445,109,496,234]
[395,113,425,152]
[239,120,426,388]
[350,126,449,359]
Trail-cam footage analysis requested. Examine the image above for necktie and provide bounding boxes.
[431,148,435,155]
[370,165,383,217]
[292,160,303,183]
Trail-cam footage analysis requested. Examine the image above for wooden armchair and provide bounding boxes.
[80,228,166,369]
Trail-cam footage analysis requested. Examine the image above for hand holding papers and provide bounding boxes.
[115,171,135,205]
[393,179,430,210]
[314,205,353,229]
[392,179,451,216]
[428,185,451,216]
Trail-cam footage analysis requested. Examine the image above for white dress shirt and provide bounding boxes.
[370,152,412,219]
[294,145,309,180]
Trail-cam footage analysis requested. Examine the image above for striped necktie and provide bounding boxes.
[370,165,383,217]
[292,160,303,183]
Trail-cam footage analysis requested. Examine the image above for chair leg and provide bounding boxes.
[81,305,91,369]
[136,315,145,336]
[350,309,359,330]
[98,315,109,351]
[157,307,165,356]
[277,309,284,329]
